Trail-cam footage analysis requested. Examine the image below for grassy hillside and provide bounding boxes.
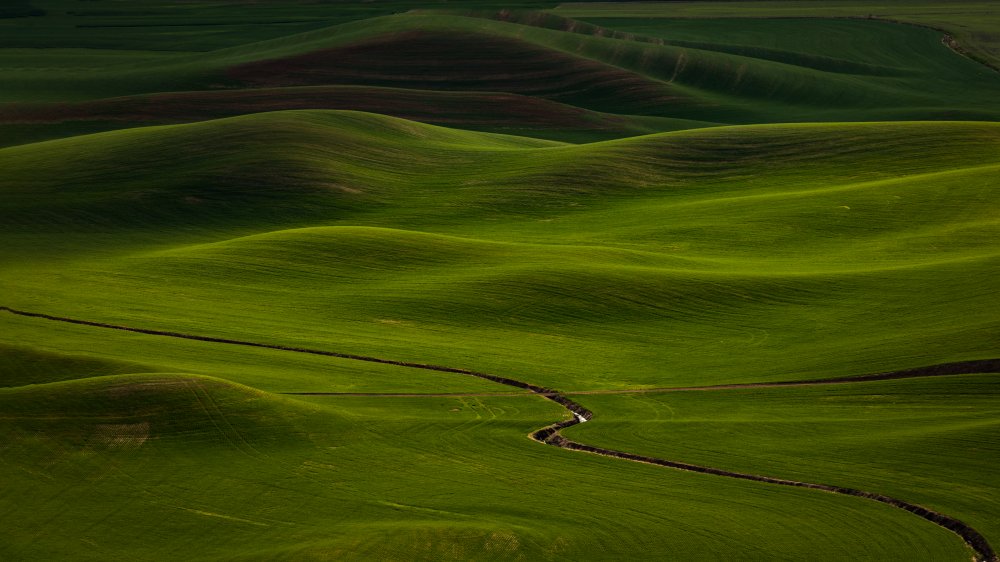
[0,313,510,394]
[564,374,1000,547]
[2,7,999,145]
[2,3,999,559]
[2,112,997,393]
[0,373,973,560]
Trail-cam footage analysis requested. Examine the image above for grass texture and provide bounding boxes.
[2,112,997,391]
[1,111,998,559]
[0,374,972,561]
[2,3,999,559]
[564,375,1000,548]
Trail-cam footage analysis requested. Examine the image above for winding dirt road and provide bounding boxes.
[2,305,996,562]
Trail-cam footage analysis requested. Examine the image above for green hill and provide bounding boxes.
[2,3,999,559]
[0,373,974,560]
[2,9,999,145]
[3,112,997,392]
[565,374,1000,548]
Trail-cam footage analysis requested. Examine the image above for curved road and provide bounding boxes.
[2,305,996,562]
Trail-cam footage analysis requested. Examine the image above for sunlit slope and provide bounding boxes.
[10,227,993,391]
[3,6,998,560]
[3,111,999,241]
[0,313,507,394]
[2,112,998,390]
[0,110,560,244]
[564,374,1000,547]
[0,374,972,561]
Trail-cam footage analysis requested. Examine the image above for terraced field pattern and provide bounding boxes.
[2,1,999,560]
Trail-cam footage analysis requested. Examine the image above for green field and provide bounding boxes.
[555,1,1000,70]
[2,1,999,561]
[2,3,999,145]
[563,375,1000,549]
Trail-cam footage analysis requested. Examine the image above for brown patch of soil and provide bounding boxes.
[0,86,630,132]
[224,31,680,112]
[91,421,150,450]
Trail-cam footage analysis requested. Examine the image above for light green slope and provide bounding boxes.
[0,314,508,394]
[2,112,997,391]
[2,3,998,559]
[3,111,998,560]
[563,374,1000,548]
[0,373,973,560]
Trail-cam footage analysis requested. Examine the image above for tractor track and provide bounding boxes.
[2,305,996,562]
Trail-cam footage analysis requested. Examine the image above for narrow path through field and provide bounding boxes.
[2,305,996,562]
[284,359,1000,397]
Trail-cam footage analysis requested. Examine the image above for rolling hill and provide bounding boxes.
[2,3,999,561]
[2,110,998,389]
[2,8,999,146]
